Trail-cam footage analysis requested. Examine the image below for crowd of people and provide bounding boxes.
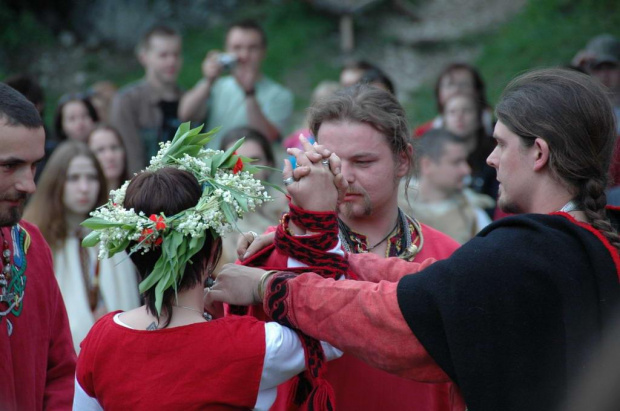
[1,16,620,411]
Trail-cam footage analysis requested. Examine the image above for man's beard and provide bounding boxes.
[498,195,522,215]
[339,187,373,219]
[0,193,27,227]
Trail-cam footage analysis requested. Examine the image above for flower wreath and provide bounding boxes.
[81,122,272,314]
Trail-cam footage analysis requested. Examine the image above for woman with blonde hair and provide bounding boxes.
[24,141,139,351]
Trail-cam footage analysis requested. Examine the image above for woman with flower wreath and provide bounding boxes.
[23,141,140,352]
[73,124,342,410]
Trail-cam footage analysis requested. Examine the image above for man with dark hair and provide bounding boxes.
[111,24,184,174]
[401,128,493,243]
[179,19,293,148]
[4,74,45,118]
[340,59,395,94]
[0,83,75,409]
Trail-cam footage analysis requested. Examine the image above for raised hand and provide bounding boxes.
[202,50,224,83]
[284,135,347,211]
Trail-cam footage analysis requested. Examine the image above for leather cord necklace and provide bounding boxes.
[367,219,400,251]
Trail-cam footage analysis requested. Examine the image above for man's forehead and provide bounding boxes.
[0,123,45,160]
[226,28,263,44]
[146,34,181,52]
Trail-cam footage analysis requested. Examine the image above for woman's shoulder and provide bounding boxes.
[79,311,120,354]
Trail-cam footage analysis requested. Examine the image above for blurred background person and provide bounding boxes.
[282,80,340,151]
[179,19,293,148]
[414,62,493,138]
[401,129,493,244]
[442,92,498,213]
[284,61,395,152]
[340,59,395,93]
[87,124,129,191]
[87,81,118,124]
[53,92,98,143]
[562,309,620,411]
[340,60,373,88]
[23,141,139,351]
[110,24,184,174]
[573,34,620,186]
[218,127,286,265]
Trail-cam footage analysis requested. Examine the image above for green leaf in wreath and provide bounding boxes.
[81,217,125,229]
[81,231,101,247]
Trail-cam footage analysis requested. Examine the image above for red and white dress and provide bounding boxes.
[73,312,341,410]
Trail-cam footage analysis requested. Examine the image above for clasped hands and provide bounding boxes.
[203,137,347,312]
[283,135,348,212]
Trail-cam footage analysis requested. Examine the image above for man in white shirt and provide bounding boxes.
[179,19,293,148]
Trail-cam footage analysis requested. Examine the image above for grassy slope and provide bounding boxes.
[408,0,620,126]
[4,0,620,130]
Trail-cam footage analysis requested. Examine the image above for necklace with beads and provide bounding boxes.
[338,208,423,260]
[174,304,212,321]
[0,225,28,336]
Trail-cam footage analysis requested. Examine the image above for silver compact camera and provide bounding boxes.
[218,53,237,71]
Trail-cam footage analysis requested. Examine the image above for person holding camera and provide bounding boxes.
[179,19,293,149]
[110,25,184,174]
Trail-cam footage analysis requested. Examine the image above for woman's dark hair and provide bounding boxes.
[496,67,620,250]
[219,126,275,167]
[360,67,395,95]
[434,62,488,113]
[123,167,222,327]
[441,92,493,176]
[54,93,99,142]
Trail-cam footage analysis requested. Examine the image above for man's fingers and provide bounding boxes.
[334,173,349,205]
[297,135,324,162]
[282,158,293,180]
[204,288,228,310]
[242,231,275,260]
[287,148,315,169]
[328,152,341,175]
[292,166,310,180]
[236,233,253,261]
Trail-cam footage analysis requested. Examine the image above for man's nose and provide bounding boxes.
[487,147,498,168]
[340,162,355,183]
[15,168,37,195]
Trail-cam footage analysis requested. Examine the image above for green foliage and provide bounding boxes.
[473,0,620,107]
[0,7,53,54]
[407,0,620,126]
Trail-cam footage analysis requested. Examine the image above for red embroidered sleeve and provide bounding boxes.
[274,203,347,278]
[263,272,451,383]
[348,252,436,283]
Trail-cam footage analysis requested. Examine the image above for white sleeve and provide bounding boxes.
[474,208,492,232]
[286,239,344,268]
[253,322,343,410]
[73,377,103,411]
[254,237,344,409]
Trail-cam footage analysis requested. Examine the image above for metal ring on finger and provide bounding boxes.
[248,231,258,240]
[283,176,295,186]
[321,159,330,167]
